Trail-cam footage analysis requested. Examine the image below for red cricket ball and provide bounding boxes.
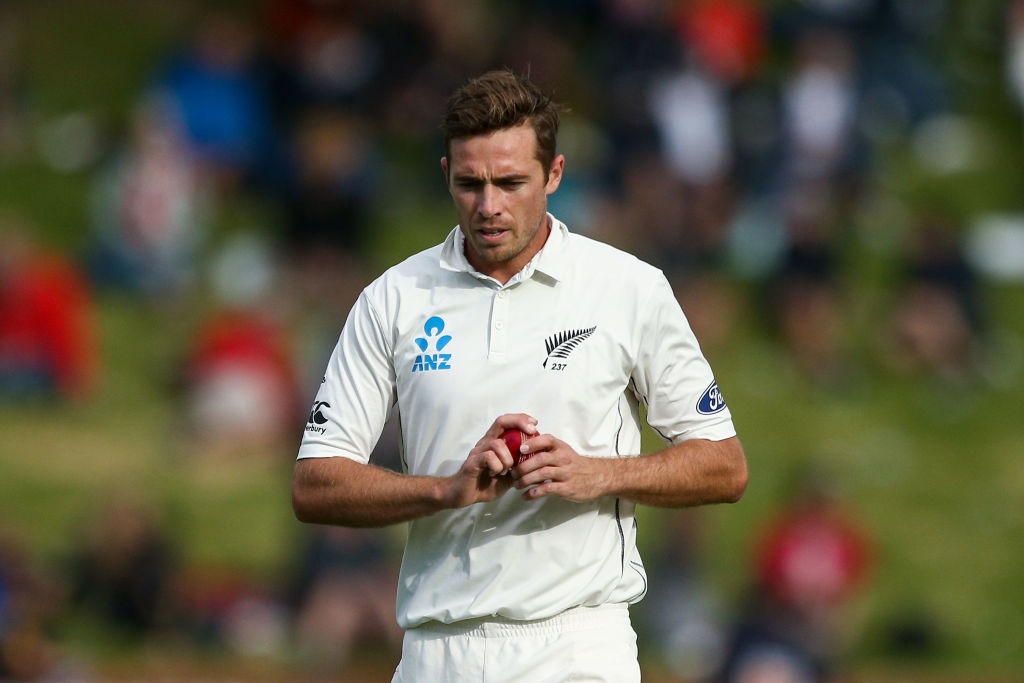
[500,428,534,467]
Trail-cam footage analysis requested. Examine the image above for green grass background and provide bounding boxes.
[1,0,1023,680]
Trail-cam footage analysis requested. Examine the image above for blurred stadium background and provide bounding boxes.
[1,0,1023,681]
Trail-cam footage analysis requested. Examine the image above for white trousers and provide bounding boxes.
[391,603,640,683]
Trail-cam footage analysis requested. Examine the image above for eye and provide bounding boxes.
[455,178,483,190]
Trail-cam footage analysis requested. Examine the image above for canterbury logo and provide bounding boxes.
[543,326,596,368]
[308,401,330,425]
[305,400,330,435]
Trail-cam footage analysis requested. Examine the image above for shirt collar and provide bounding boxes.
[439,213,569,284]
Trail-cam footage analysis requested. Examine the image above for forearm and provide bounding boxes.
[292,456,450,528]
[604,436,747,507]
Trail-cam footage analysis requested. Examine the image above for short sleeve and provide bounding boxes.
[631,273,736,444]
[297,289,397,462]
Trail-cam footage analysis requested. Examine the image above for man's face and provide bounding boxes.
[442,124,563,284]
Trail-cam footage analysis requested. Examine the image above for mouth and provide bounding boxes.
[476,227,510,243]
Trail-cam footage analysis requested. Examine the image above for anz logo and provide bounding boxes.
[412,316,453,373]
[696,381,727,415]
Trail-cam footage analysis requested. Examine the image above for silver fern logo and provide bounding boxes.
[543,326,596,369]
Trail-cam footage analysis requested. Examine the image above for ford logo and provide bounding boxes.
[697,381,727,415]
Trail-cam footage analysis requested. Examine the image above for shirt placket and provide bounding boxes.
[488,287,510,361]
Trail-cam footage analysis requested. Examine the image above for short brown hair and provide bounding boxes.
[442,69,563,174]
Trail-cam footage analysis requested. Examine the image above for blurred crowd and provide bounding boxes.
[0,0,1019,680]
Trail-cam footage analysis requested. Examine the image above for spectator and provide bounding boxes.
[0,10,27,161]
[1009,0,1024,112]
[181,306,303,458]
[147,8,277,192]
[284,416,404,674]
[0,212,98,401]
[776,26,862,192]
[648,60,734,190]
[589,0,681,171]
[637,509,728,682]
[764,180,850,386]
[286,525,402,672]
[262,0,383,119]
[87,97,210,300]
[174,564,269,652]
[670,263,743,357]
[882,209,986,382]
[179,235,303,458]
[673,0,766,88]
[66,494,180,639]
[0,531,68,681]
[276,106,379,313]
[717,468,871,683]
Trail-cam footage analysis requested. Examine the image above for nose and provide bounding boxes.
[477,184,501,219]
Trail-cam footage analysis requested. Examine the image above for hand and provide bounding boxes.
[440,413,538,509]
[511,434,611,503]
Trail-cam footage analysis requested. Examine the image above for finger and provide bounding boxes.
[486,452,509,477]
[514,463,559,488]
[488,413,539,438]
[521,480,554,500]
[487,438,516,473]
[512,442,556,478]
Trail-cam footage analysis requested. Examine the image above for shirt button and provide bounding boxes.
[495,321,504,330]
[497,291,507,299]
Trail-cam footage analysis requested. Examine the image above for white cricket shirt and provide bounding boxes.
[298,216,736,628]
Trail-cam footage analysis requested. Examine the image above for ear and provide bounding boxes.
[440,156,449,183]
[545,154,565,195]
